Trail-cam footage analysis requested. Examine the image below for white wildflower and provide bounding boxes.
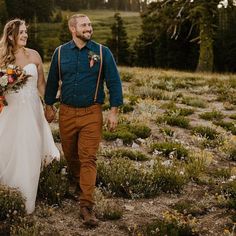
[61,167,67,175]
[228,175,236,182]
[162,160,172,167]
[153,149,162,156]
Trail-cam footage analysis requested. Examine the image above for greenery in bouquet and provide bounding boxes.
[0,64,31,112]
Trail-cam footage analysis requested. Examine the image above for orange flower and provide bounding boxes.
[6,68,14,75]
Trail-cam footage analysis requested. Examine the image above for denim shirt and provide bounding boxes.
[44,40,123,108]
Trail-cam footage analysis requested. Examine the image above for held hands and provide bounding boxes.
[107,107,118,131]
[45,105,56,123]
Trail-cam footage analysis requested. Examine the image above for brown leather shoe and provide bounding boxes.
[80,206,99,227]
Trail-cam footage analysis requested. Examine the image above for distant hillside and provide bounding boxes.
[37,10,141,60]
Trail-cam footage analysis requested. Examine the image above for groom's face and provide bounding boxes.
[74,16,93,42]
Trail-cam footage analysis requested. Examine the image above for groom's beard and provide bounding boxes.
[76,30,93,42]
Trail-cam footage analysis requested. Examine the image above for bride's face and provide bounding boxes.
[16,23,28,48]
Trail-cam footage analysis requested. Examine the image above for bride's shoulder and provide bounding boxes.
[25,48,42,64]
[25,48,41,58]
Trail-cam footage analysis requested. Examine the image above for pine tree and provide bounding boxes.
[5,0,53,22]
[106,13,130,65]
[0,0,8,31]
[27,18,44,60]
[214,6,236,72]
[134,0,235,72]
[59,18,71,45]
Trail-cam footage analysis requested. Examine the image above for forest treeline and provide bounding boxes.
[0,0,236,72]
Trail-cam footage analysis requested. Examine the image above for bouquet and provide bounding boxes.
[0,64,31,112]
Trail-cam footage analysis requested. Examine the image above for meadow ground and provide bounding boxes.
[1,66,236,235]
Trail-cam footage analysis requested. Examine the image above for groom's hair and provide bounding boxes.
[68,14,88,29]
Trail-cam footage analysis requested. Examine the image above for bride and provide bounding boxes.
[0,19,60,214]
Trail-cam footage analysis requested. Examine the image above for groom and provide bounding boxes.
[44,14,123,227]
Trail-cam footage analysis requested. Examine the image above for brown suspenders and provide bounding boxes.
[94,44,103,103]
[57,44,103,103]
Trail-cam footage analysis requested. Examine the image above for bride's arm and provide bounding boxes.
[35,51,46,98]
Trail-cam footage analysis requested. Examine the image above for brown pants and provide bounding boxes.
[59,103,103,207]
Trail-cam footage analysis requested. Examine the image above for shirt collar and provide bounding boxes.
[69,40,93,51]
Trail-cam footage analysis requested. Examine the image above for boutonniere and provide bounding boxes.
[88,51,100,68]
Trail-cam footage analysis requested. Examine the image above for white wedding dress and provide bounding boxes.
[0,63,60,214]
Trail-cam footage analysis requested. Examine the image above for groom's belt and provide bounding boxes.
[60,103,101,110]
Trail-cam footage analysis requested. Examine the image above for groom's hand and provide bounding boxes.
[45,105,56,123]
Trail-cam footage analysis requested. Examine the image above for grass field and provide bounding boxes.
[2,65,235,235]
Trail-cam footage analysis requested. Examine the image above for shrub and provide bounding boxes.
[103,123,151,144]
[0,185,26,222]
[159,127,174,137]
[133,86,170,100]
[97,158,154,198]
[120,71,133,82]
[228,147,236,161]
[97,158,187,198]
[184,153,207,180]
[200,136,224,149]
[223,102,235,110]
[102,148,149,161]
[182,96,207,108]
[102,202,123,220]
[221,180,236,210]
[177,108,195,116]
[229,114,236,120]
[157,114,190,129]
[10,217,39,236]
[216,89,236,105]
[131,211,198,236]
[115,130,137,144]
[213,120,236,135]
[94,189,123,220]
[211,168,231,180]
[192,126,218,140]
[172,199,206,216]
[38,159,69,205]
[160,101,177,110]
[120,103,134,113]
[102,130,119,141]
[152,79,175,91]
[128,124,151,139]
[199,110,224,121]
[150,142,189,159]
[128,95,139,106]
[152,161,187,193]
[165,107,195,117]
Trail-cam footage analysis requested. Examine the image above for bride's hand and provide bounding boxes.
[45,105,56,123]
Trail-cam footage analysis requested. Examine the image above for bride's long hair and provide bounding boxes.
[0,19,25,67]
